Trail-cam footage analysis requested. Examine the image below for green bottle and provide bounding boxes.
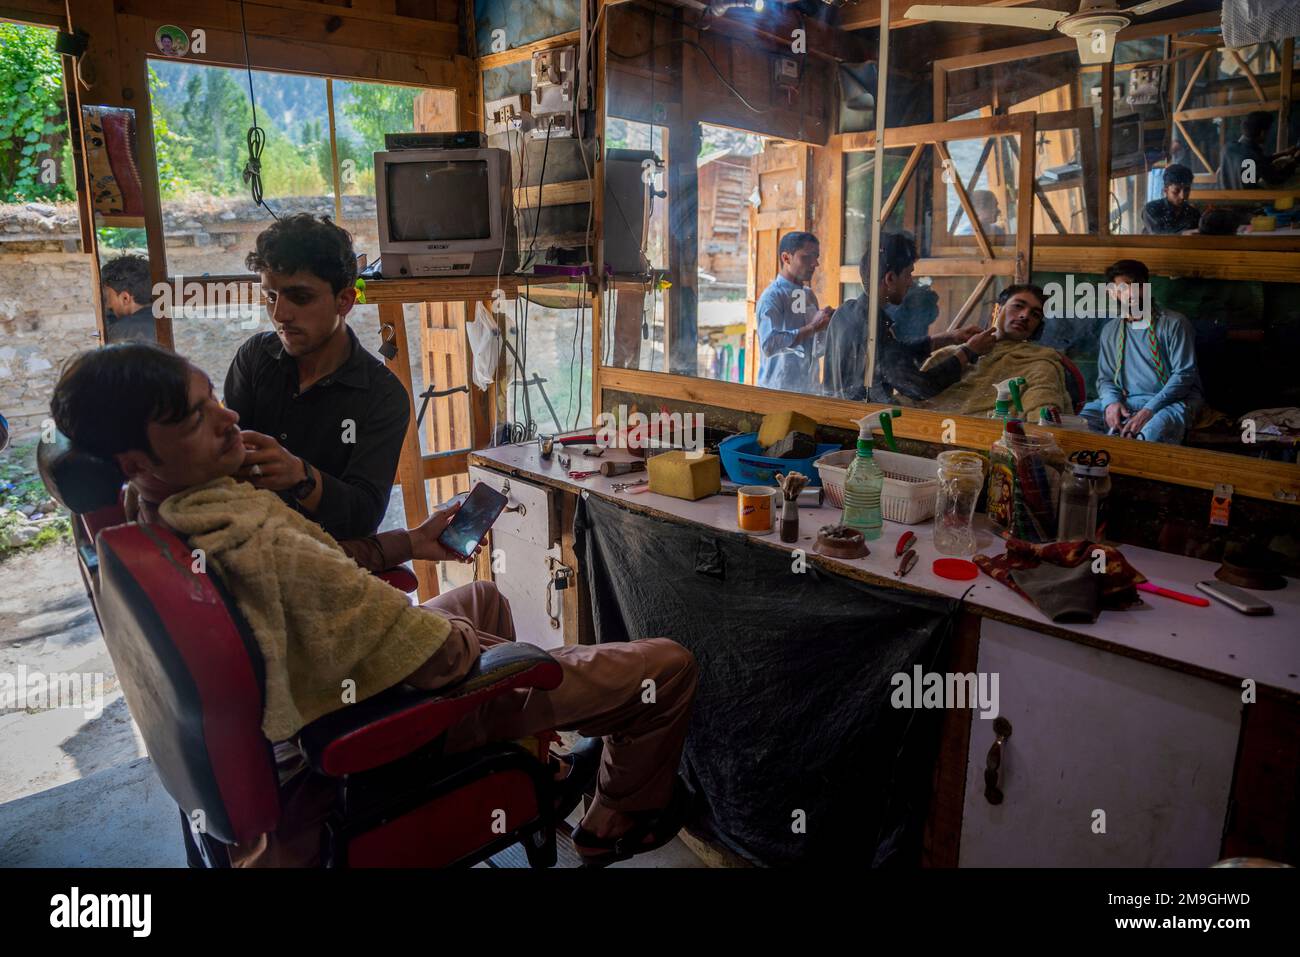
[842,416,884,540]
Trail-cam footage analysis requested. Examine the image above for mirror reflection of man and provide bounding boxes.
[755,231,834,394]
[1217,111,1298,189]
[954,189,1005,238]
[100,254,159,344]
[916,284,1073,418]
[1142,163,1200,234]
[1081,259,1202,444]
[825,232,995,402]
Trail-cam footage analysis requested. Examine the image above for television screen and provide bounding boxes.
[385,160,493,242]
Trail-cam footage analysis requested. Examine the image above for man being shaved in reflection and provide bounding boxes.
[917,284,1074,418]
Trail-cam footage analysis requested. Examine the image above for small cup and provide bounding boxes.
[537,434,555,460]
[737,485,777,533]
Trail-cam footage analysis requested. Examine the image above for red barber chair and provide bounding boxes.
[38,435,567,867]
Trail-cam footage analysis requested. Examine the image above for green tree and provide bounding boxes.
[0,23,74,202]
[148,66,194,198]
[338,81,418,171]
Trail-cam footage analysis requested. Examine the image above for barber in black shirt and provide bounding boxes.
[825,232,996,401]
[225,214,410,541]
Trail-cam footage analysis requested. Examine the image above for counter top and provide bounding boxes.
[470,443,1300,699]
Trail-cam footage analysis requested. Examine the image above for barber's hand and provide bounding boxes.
[236,430,307,491]
[965,328,998,356]
[408,503,482,564]
[807,305,834,334]
[1104,402,1130,432]
[1120,407,1153,438]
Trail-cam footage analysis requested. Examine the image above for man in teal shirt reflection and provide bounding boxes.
[1081,259,1202,445]
[755,232,834,393]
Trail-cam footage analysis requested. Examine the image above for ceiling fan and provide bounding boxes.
[903,0,1190,64]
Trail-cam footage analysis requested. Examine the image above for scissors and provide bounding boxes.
[611,479,649,493]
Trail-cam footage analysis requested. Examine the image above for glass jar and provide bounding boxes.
[934,450,986,555]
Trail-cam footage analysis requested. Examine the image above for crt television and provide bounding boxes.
[374,147,518,277]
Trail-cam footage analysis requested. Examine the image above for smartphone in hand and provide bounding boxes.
[437,482,508,559]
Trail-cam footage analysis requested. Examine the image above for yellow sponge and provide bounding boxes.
[758,411,818,448]
[647,451,721,500]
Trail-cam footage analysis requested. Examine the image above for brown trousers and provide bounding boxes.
[231,581,696,866]
[421,581,699,819]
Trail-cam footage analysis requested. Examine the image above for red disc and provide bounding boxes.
[933,558,979,581]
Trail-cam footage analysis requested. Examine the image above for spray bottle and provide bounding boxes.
[842,415,885,540]
[989,380,1014,421]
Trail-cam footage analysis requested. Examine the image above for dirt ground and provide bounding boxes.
[0,541,145,805]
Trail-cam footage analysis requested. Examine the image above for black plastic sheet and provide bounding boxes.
[574,493,962,867]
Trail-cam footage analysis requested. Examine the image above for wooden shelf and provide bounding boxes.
[359,272,591,304]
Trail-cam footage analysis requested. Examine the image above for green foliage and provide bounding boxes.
[339,81,419,166]
[0,443,71,560]
[0,23,75,202]
[96,226,147,250]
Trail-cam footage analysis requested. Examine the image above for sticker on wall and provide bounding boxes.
[155,25,190,57]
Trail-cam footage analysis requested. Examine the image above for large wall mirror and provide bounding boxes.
[600,1,1300,477]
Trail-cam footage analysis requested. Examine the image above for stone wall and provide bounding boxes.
[0,196,417,443]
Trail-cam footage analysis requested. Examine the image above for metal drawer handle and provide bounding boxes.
[983,716,1013,805]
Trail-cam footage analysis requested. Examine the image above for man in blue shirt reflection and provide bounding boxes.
[755,231,833,393]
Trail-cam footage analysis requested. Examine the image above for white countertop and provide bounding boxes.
[472,442,1300,698]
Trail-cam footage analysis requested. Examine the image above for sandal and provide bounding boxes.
[551,737,603,822]
[570,777,690,868]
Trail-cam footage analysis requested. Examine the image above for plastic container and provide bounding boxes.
[1057,459,1111,542]
[718,432,839,487]
[933,450,985,555]
[987,423,1064,543]
[815,448,939,524]
[841,416,884,540]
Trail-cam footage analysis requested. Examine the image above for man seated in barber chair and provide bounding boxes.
[50,343,699,867]
[914,284,1076,419]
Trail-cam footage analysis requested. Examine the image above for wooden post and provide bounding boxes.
[1099,61,1114,236]
[379,302,438,600]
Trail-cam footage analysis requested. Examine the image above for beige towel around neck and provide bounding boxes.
[160,477,449,741]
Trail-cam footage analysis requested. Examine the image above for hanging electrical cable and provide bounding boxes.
[238,0,278,220]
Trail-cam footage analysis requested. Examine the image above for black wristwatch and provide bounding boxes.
[961,345,980,364]
[290,457,317,501]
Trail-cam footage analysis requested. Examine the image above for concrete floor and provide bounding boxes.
[0,754,703,868]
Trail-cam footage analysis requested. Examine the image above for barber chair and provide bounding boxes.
[1058,353,1087,414]
[39,435,568,867]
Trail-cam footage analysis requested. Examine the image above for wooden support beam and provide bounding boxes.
[1280,39,1295,155]
[597,367,1300,506]
[1175,50,1211,113]
[379,302,438,601]
[946,274,992,330]
[477,30,580,71]
[1176,100,1283,122]
[513,179,593,208]
[934,140,994,259]
[114,0,458,60]
[881,143,924,225]
[1225,47,1268,104]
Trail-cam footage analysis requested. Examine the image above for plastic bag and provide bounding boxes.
[466,301,500,390]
